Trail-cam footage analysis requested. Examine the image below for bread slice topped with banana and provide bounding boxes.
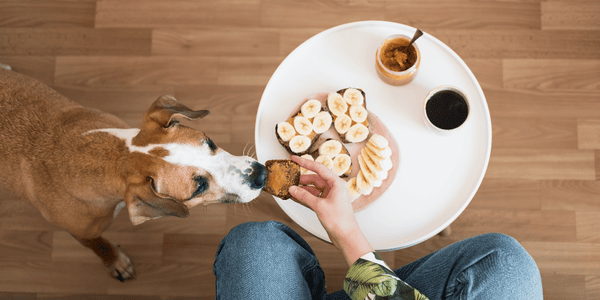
[276,98,332,155]
[326,88,370,144]
[311,139,353,178]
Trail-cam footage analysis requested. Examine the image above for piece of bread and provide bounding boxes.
[263,160,301,200]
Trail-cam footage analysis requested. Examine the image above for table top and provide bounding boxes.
[255,21,492,250]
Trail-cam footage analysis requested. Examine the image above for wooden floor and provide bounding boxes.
[1,0,599,298]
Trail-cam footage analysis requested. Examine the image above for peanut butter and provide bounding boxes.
[379,38,417,72]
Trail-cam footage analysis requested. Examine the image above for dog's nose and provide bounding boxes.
[249,162,266,190]
[248,161,266,190]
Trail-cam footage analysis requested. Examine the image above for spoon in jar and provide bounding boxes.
[406,28,423,49]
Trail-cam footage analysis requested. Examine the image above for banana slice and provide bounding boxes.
[363,145,393,172]
[347,177,361,200]
[301,99,321,119]
[327,92,348,116]
[276,121,296,142]
[300,154,315,175]
[319,140,342,158]
[380,157,393,172]
[334,114,352,134]
[356,170,373,195]
[349,105,368,123]
[315,155,334,170]
[312,111,332,134]
[365,144,391,161]
[358,154,383,186]
[345,123,369,143]
[343,88,364,106]
[332,154,352,177]
[368,133,389,149]
[361,147,386,176]
[289,135,311,154]
[293,116,313,136]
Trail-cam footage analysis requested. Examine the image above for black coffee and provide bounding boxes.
[425,90,468,130]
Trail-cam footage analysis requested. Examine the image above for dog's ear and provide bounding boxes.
[145,95,209,128]
[124,178,190,226]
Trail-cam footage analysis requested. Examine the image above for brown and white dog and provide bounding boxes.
[0,68,266,281]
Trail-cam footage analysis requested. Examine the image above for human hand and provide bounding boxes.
[288,155,373,266]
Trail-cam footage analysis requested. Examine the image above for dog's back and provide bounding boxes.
[0,69,128,203]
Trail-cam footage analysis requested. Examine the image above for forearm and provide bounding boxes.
[331,225,375,267]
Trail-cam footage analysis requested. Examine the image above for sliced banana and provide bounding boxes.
[345,123,369,143]
[356,170,373,195]
[343,88,364,106]
[361,147,384,174]
[327,92,348,116]
[347,177,361,201]
[276,121,296,142]
[358,154,383,186]
[380,157,393,172]
[349,105,368,123]
[334,114,352,134]
[365,143,392,160]
[312,111,332,134]
[293,116,313,136]
[368,133,389,149]
[332,154,352,176]
[319,140,342,158]
[300,154,316,175]
[301,99,321,119]
[289,135,311,154]
[315,155,333,170]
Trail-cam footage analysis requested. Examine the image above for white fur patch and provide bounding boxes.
[84,128,157,155]
[84,128,260,203]
[161,143,258,202]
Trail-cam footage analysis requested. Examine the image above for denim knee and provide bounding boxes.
[217,221,286,256]
[463,233,542,297]
[215,221,316,262]
[475,233,534,265]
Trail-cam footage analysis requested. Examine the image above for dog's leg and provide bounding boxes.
[72,235,136,282]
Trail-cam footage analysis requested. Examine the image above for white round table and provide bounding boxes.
[255,21,492,250]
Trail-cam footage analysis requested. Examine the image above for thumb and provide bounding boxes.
[289,186,318,208]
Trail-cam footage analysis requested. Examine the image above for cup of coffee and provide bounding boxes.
[423,86,469,135]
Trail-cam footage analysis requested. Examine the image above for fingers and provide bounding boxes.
[289,186,320,208]
[299,173,327,190]
[300,185,323,197]
[292,155,339,183]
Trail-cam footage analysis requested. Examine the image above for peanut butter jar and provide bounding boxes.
[375,34,421,86]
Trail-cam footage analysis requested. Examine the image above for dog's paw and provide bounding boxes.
[107,248,135,282]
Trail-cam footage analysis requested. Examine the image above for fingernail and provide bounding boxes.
[289,186,298,194]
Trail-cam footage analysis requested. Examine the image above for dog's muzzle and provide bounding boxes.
[246,161,266,190]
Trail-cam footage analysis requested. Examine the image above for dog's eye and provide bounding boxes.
[191,176,208,199]
[204,138,217,152]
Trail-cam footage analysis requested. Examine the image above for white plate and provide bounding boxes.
[255,21,492,250]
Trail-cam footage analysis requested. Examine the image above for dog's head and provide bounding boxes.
[123,95,266,225]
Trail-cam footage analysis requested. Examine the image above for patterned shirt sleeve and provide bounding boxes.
[343,252,429,300]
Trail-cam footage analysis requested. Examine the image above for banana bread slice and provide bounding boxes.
[263,160,301,200]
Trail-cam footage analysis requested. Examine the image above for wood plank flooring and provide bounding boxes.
[0,0,599,298]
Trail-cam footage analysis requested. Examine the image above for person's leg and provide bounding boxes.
[213,221,327,300]
[326,233,542,300]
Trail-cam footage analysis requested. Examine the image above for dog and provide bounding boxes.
[0,68,267,281]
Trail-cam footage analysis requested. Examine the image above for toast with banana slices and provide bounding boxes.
[263,160,301,200]
[276,98,332,155]
[310,138,353,178]
[326,88,370,143]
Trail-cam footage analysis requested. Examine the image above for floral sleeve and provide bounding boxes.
[343,252,429,300]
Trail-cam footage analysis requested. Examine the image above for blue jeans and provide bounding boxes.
[213,221,543,299]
